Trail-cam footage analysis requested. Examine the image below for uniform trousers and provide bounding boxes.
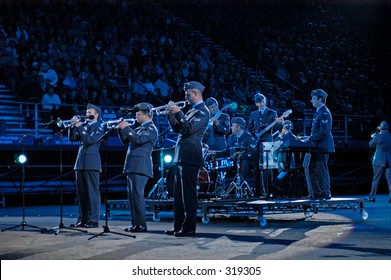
[126,173,149,226]
[369,165,391,199]
[172,164,199,232]
[309,153,331,197]
[75,170,100,224]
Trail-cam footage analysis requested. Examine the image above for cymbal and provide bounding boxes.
[208,150,224,153]
[153,146,175,152]
[228,146,246,151]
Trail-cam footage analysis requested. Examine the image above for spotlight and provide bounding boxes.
[15,153,28,165]
[164,154,173,163]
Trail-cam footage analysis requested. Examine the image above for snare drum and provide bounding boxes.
[207,157,234,171]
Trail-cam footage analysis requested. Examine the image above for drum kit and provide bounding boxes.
[197,145,254,199]
[149,141,282,200]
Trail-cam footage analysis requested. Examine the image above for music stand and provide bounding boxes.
[224,147,254,198]
[1,135,47,233]
[44,127,88,235]
[88,124,135,240]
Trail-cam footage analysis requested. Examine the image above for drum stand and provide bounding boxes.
[224,157,253,199]
[211,171,227,198]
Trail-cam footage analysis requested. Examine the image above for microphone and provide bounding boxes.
[87,115,95,120]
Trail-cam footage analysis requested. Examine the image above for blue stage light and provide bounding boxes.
[164,154,173,163]
[15,154,28,165]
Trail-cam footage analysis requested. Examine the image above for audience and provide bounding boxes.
[0,0,389,140]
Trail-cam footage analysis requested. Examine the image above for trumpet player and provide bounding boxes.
[366,121,391,203]
[69,103,104,228]
[117,103,158,233]
[164,81,210,237]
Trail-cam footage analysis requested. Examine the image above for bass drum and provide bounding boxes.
[196,167,211,199]
[165,166,210,199]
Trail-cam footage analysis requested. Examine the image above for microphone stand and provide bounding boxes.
[89,123,135,240]
[1,134,47,232]
[43,126,88,235]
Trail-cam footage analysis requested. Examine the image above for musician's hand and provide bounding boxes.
[118,120,128,129]
[167,101,180,114]
[212,118,219,125]
[276,116,284,123]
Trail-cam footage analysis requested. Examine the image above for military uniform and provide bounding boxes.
[118,114,158,228]
[226,131,257,181]
[247,95,280,196]
[202,111,230,151]
[367,122,391,202]
[307,103,335,199]
[69,119,103,226]
[168,99,209,234]
[248,107,278,142]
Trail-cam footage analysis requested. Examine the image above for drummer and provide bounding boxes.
[220,117,257,185]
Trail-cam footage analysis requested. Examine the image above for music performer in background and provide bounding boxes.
[225,117,257,184]
[303,89,335,200]
[117,103,158,232]
[248,92,283,196]
[202,97,230,152]
[69,103,103,228]
[366,121,391,203]
[165,81,210,237]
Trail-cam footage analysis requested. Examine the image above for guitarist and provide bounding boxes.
[202,97,231,152]
[248,92,284,197]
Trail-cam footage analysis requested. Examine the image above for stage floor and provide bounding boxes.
[1,195,391,260]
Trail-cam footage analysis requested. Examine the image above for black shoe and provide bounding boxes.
[306,195,315,200]
[164,229,178,236]
[69,221,86,228]
[129,225,147,233]
[365,197,376,203]
[174,230,195,237]
[321,195,332,200]
[84,222,99,228]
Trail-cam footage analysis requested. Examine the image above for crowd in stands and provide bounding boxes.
[0,0,389,132]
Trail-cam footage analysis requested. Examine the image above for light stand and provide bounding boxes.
[224,149,253,198]
[89,125,135,240]
[1,135,47,232]
[44,127,88,235]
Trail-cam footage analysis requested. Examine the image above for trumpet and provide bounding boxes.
[102,118,136,128]
[151,100,188,115]
[371,126,381,138]
[57,116,93,128]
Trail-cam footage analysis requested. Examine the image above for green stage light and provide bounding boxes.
[15,154,28,165]
[164,154,173,163]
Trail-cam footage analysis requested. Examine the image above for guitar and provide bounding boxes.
[209,103,231,126]
[255,109,292,140]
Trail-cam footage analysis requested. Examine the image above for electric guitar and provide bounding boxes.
[209,103,231,126]
[255,109,292,140]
